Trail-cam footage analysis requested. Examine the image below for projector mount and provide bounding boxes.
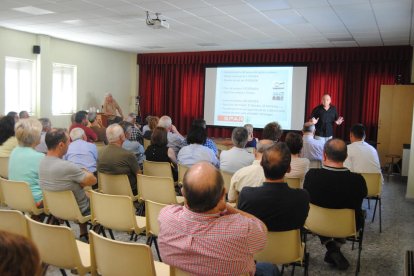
[146,11,169,29]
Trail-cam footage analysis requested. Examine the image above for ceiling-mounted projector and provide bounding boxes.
[146,11,169,29]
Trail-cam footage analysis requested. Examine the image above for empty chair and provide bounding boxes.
[90,190,145,240]
[361,172,383,232]
[145,200,168,262]
[177,163,189,186]
[143,160,174,179]
[98,172,139,201]
[284,177,301,189]
[137,174,184,204]
[220,170,233,194]
[0,209,28,237]
[255,229,308,275]
[89,230,169,276]
[26,215,91,276]
[0,157,8,179]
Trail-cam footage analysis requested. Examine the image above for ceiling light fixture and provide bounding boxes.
[146,11,169,29]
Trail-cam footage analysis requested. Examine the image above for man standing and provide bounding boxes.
[304,139,367,270]
[300,122,325,167]
[69,111,97,142]
[158,115,185,156]
[158,162,273,276]
[309,94,344,141]
[102,93,124,124]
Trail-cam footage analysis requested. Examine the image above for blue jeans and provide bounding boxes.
[255,262,280,276]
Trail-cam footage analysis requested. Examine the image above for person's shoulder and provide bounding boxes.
[159,204,183,220]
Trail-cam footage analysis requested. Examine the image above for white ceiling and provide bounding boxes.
[0,0,413,53]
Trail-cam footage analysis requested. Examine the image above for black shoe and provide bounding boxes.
[327,250,350,270]
[324,251,335,265]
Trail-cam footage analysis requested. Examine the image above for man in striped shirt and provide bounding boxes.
[158,162,274,276]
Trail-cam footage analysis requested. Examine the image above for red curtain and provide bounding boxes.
[138,46,412,141]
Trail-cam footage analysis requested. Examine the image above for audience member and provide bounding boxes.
[158,115,185,156]
[35,118,51,153]
[143,116,159,140]
[285,132,310,187]
[97,124,140,194]
[19,110,29,119]
[120,121,145,167]
[0,230,42,276]
[220,127,254,173]
[260,121,283,143]
[300,122,324,168]
[228,140,273,203]
[190,119,218,156]
[102,93,124,124]
[142,115,152,134]
[69,111,97,142]
[39,128,96,240]
[238,142,309,233]
[304,139,367,270]
[178,125,219,168]
[0,115,17,157]
[9,118,44,205]
[158,162,272,276]
[88,112,107,144]
[145,126,177,181]
[65,128,98,173]
[244,123,258,148]
[124,112,143,144]
[6,111,19,122]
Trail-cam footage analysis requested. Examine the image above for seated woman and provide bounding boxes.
[145,126,177,181]
[0,115,18,157]
[8,118,45,206]
[143,116,159,140]
[285,132,310,187]
[177,125,219,168]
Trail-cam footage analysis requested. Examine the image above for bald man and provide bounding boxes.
[158,162,277,276]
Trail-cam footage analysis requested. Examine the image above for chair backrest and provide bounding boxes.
[89,230,157,276]
[220,170,233,193]
[143,139,151,151]
[178,163,189,185]
[90,191,138,233]
[43,190,86,222]
[98,172,135,199]
[361,172,382,197]
[0,179,43,215]
[145,200,168,237]
[0,209,29,237]
[284,177,301,189]
[309,160,322,169]
[255,230,303,265]
[305,203,357,238]
[0,156,8,179]
[143,160,173,179]
[137,174,177,204]
[26,215,90,275]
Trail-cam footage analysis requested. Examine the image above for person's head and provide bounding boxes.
[38,118,51,132]
[19,111,29,119]
[321,93,331,107]
[148,116,159,131]
[302,122,315,134]
[231,127,249,148]
[151,126,168,146]
[87,112,97,123]
[158,115,172,131]
[45,128,70,156]
[244,124,254,141]
[74,111,88,125]
[119,121,134,140]
[285,132,303,155]
[187,126,207,145]
[70,113,76,124]
[262,122,283,142]
[0,115,16,145]
[350,124,366,142]
[0,230,42,276]
[255,139,275,160]
[69,127,86,142]
[261,142,291,180]
[182,162,225,213]
[14,118,42,148]
[323,138,347,163]
[192,119,207,129]
[125,113,136,124]
[106,124,125,144]
[6,111,19,123]
[105,93,113,103]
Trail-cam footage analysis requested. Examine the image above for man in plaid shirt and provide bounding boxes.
[158,162,278,276]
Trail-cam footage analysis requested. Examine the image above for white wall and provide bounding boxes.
[0,27,137,127]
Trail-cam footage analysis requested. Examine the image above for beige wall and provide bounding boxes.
[0,27,137,128]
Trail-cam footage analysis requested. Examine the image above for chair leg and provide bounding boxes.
[153,237,162,262]
[64,220,71,228]
[304,252,309,276]
[108,229,115,240]
[379,198,382,233]
[372,198,378,223]
[291,264,296,276]
[99,225,107,238]
[281,264,285,275]
[146,235,153,246]
[367,198,370,209]
[59,268,67,276]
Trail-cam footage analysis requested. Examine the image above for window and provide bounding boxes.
[52,63,77,115]
[5,57,36,114]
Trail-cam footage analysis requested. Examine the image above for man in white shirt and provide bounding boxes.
[300,122,325,168]
[228,140,273,203]
[344,124,383,182]
[220,127,254,173]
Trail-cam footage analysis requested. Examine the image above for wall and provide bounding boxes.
[0,27,137,127]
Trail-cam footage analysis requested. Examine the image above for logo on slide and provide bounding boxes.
[217,115,244,122]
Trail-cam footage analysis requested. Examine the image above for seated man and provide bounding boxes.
[119,122,145,168]
[65,128,98,174]
[35,118,51,153]
[97,124,140,195]
[88,112,107,144]
[285,132,310,187]
[158,115,185,156]
[300,122,324,168]
[19,110,29,119]
[238,142,309,232]
[304,138,367,270]
[158,162,274,276]
[220,127,254,173]
[124,112,143,144]
[69,110,97,142]
[228,140,273,203]
[39,128,96,240]
[259,121,283,144]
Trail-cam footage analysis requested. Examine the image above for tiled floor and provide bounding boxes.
[31,175,414,275]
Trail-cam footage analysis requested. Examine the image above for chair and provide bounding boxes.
[26,215,91,276]
[145,200,168,262]
[0,179,43,216]
[43,190,90,227]
[98,172,139,201]
[361,172,382,232]
[178,163,189,186]
[284,177,301,189]
[143,160,174,179]
[304,204,364,274]
[143,138,151,151]
[220,170,233,194]
[90,190,145,240]
[0,156,8,179]
[89,230,170,276]
[137,174,184,204]
[0,177,5,206]
[255,229,308,275]
[308,160,322,169]
[0,209,29,237]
